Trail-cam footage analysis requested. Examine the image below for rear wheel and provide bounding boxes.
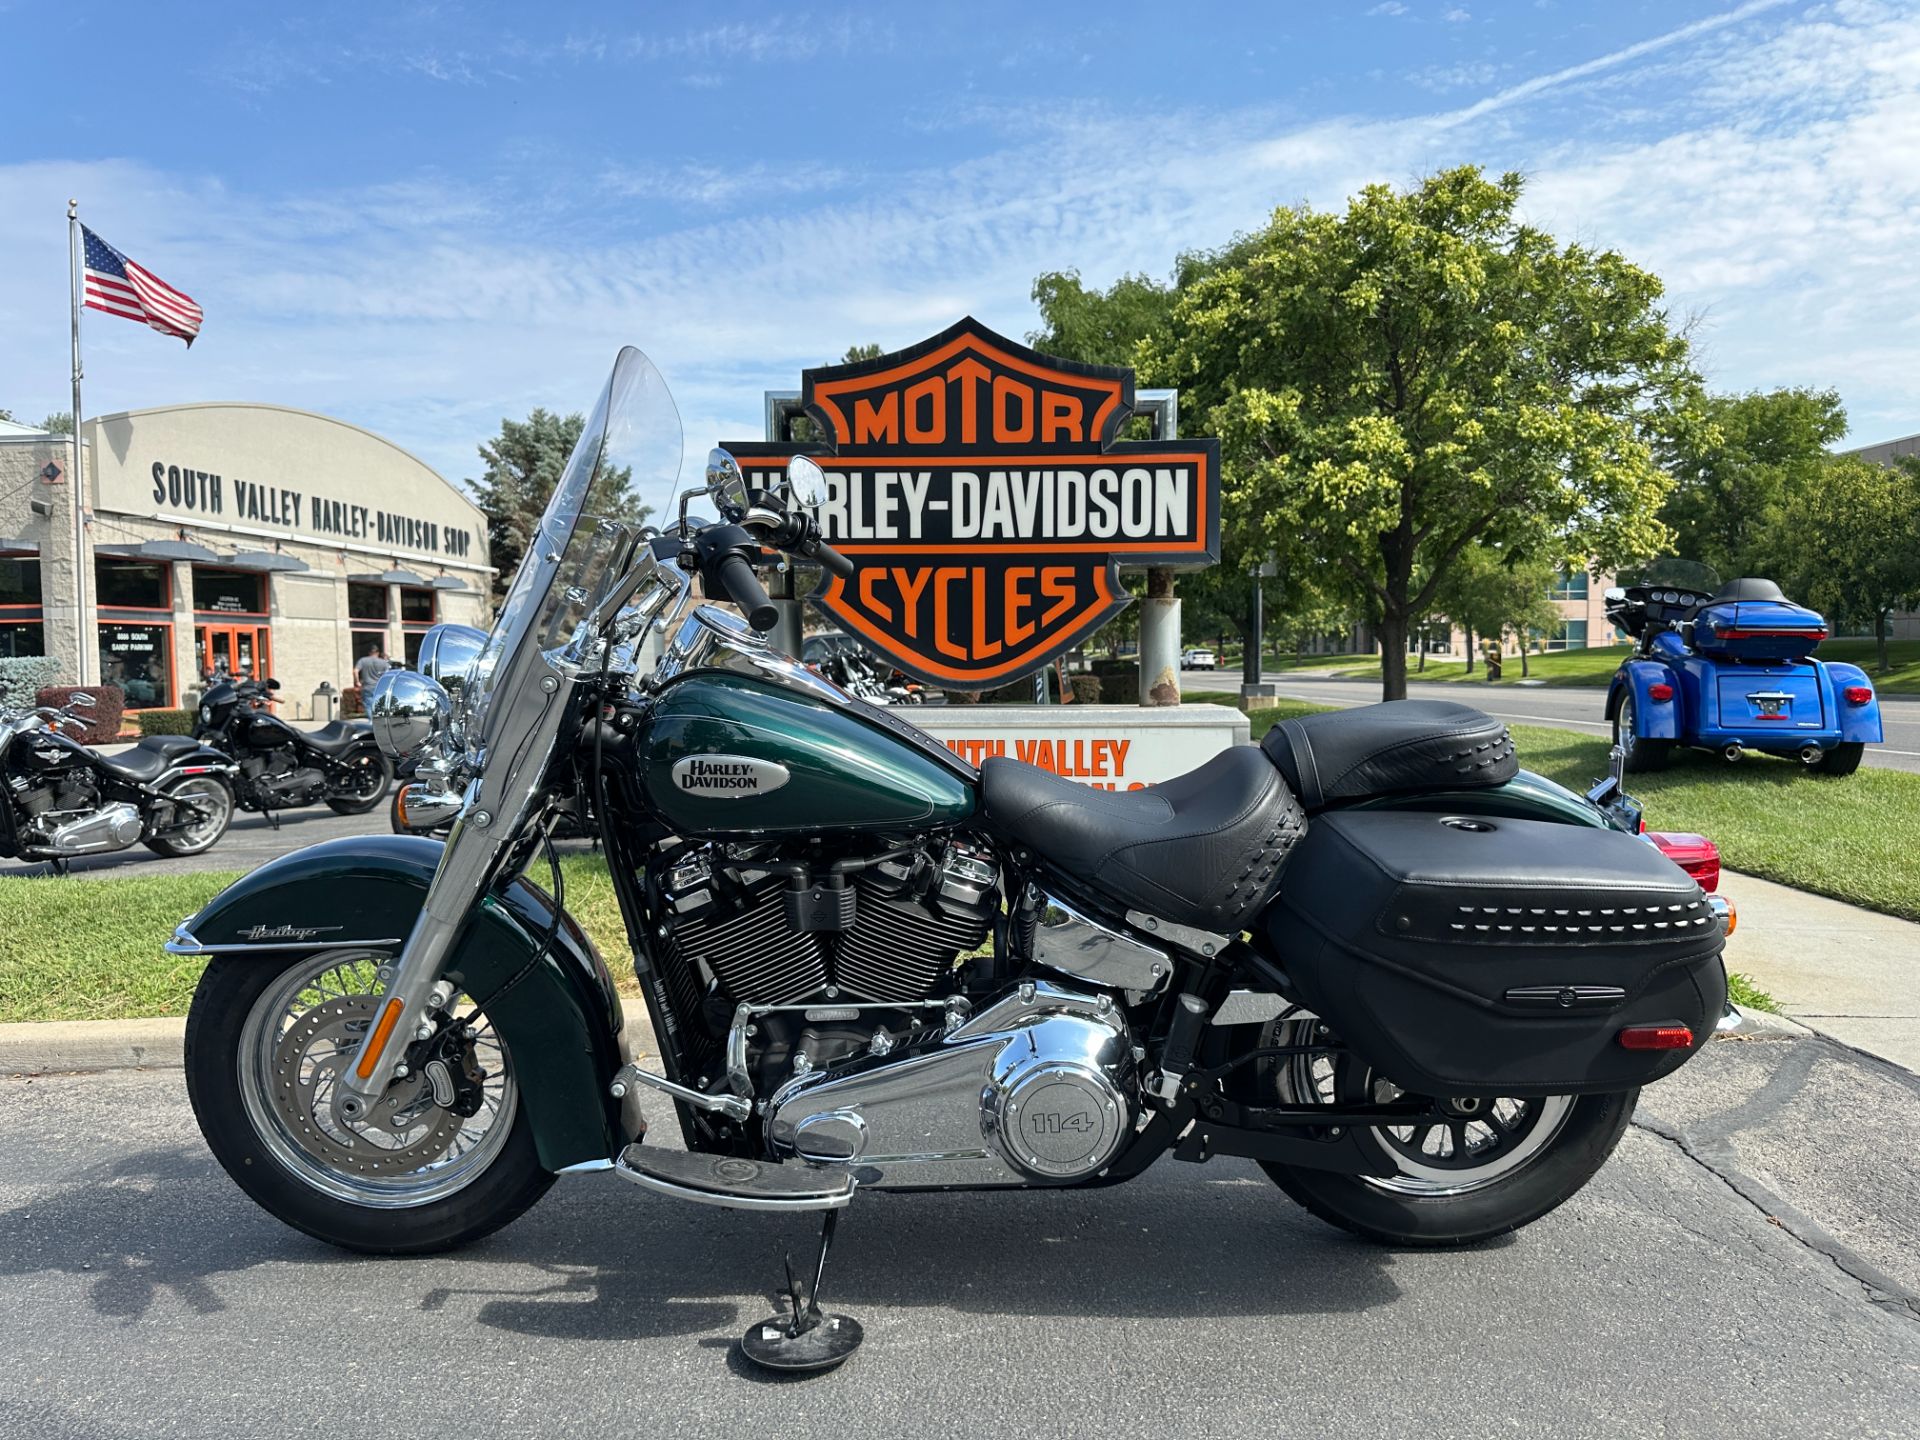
[1614,694,1671,773]
[185,950,553,1254]
[1256,1016,1637,1246]
[325,747,393,815]
[1815,742,1864,777]
[145,775,234,856]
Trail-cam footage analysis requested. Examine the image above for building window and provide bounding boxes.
[192,568,265,615]
[96,558,171,610]
[350,630,389,680]
[1,554,41,608]
[1551,569,1590,601]
[99,622,174,708]
[1,622,45,657]
[347,582,388,622]
[399,588,435,625]
[1546,619,1590,652]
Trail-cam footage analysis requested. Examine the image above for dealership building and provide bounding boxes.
[0,405,491,718]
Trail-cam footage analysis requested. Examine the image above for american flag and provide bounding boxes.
[81,225,202,346]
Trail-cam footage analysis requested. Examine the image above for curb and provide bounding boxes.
[1,1016,186,1076]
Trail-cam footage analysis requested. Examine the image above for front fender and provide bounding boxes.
[171,835,634,1171]
[1822,662,1886,744]
[1612,660,1681,740]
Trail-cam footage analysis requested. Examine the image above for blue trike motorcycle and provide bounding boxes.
[1604,560,1883,776]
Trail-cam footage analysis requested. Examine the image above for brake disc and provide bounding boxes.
[269,996,462,1178]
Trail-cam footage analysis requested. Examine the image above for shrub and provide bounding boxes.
[343,686,364,717]
[1069,673,1105,705]
[0,655,62,706]
[1099,665,1140,703]
[35,684,125,744]
[946,688,983,705]
[136,708,196,736]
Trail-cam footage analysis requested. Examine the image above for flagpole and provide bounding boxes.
[67,199,90,687]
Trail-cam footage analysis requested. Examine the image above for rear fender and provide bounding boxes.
[155,745,239,787]
[1612,660,1681,739]
[1822,662,1886,744]
[170,834,635,1171]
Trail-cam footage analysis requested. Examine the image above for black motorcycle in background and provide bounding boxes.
[1,692,235,871]
[194,677,393,822]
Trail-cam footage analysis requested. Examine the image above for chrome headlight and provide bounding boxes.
[367,670,452,761]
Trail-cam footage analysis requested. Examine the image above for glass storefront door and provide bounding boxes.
[196,623,273,686]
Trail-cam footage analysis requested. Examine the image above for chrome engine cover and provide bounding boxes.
[39,802,142,855]
[765,980,1136,1188]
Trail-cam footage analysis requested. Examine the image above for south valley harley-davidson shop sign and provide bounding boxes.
[728,317,1219,687]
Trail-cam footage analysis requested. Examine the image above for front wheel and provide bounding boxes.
[325,747,393,815]
[1255,1017,1637,1246]
[185,950,553,1254]
[1815,741,1865,777]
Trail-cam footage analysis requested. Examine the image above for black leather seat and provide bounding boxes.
[1708,577,1786,604]
[979,746,1307,933]
[95,735,198,783]
[1259,701,1515,812]
[299,719,372,755]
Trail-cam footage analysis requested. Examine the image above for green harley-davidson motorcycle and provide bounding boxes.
[178,347,1730,1370]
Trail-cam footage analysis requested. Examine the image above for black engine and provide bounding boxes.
[241,749,327,808]
[648,835,999,1089]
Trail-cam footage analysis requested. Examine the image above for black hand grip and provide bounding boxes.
[811,541,855,580]
[717,553,778,632]
[1160,992,1211,1077]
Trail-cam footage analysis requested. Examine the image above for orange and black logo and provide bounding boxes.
[728,317,1219,687]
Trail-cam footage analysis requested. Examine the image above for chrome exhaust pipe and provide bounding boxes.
[1721,743,1743,763]
[1798,744,1824,766]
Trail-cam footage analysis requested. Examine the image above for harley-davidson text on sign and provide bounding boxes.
[727,317,1219,688]
[906,704,1249,791]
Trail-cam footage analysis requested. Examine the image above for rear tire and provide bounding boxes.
[1614,694,1670,773]
[1815,742,1864,777]
[185,952,553,1254]
[145,775,234,857]
[325,748,393,815]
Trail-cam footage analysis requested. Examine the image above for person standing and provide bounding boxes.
[354,641,391,694]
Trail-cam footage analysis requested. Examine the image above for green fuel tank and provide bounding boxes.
[638,666,976,837]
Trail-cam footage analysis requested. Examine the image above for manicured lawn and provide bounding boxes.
[1322,638,1920,694]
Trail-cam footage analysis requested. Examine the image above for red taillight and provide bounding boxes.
[1645,830,1720,892]
[1844,685,1873,704]
[1715,627,1827,642]
[1619,1024,1695,1051]
[1648,682,1674,702]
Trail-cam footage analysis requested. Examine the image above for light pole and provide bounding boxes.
[1242,557,1279,704]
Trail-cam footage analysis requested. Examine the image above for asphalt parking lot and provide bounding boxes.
[1,1029,1914,1439]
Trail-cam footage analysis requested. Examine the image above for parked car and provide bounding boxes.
[1181,647,1218,670]
[1603,560,1883,775]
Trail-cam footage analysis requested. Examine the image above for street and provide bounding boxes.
[1186,671,1920,775]
[1,1030,1915,1439]
[2,804,393,881]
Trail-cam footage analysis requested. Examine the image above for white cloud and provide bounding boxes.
[1367,2,1409,14]
[5,0,1919,489]
[1443,6,1472,20]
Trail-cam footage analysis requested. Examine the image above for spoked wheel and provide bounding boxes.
[1256,1015,1636,1246]
[185,950,553,1253]
[325,749,393,815]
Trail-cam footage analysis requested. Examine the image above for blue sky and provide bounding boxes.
[3,0,1918,486]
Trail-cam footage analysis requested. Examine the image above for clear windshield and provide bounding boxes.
[1626,558,1721,592]
[464,347,684,749]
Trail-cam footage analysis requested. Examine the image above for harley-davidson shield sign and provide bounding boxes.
[727,317,1219,687]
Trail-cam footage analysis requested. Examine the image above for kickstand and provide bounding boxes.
[46,857,69,878]
[739,1208,862,1373]
[263,808,280,831]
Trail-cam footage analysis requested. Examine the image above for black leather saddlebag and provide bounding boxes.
[1262,810,1726,1097]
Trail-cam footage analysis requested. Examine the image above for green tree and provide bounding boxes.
[1775,456,1920,673]
[41,411,73,435]
[1148,166,1698,700]
[1657,388,1846,578]
[1029,270,1179,367]
[468,408,644,600]
[1436,546,1563,676]
[840,343,883,364]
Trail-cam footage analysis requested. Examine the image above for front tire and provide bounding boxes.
[1254,1017,1637,1246]
[325,747,393,815]
[1815,741,1864,777]
[185,951,553,1254]
[1614,693,1671,773]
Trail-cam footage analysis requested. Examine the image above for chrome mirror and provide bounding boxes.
[786,454,827,510]
[705,447,749,516]
[367,670,451,761]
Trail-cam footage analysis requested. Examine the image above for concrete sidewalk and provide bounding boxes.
[1720,869,1920,1070]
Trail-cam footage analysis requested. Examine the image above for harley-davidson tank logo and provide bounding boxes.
[726,317,1220,687]
[672,755,792,797]
[238,923,343,941]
